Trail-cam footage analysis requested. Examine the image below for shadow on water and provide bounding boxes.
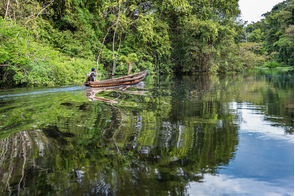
[60,102,74,107]
[0,70,293,195]
[42,125,75,145]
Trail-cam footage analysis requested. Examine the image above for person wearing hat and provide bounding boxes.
[90,68,97,81]
[86,68,97,82]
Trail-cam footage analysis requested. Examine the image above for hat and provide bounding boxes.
[91,68,95,71]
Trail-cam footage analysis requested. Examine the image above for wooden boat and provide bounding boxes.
[84,70,148,87]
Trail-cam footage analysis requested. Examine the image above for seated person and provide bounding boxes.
[86,68,98,82]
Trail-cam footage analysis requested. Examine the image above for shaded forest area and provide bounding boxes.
[0,0,293,86]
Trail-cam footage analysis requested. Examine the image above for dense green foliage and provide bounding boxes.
[0,0,250,87]
[244,0,294,68]
[0,0,293,86]
[0,19,97,86]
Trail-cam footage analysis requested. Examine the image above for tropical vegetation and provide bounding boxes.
[242,0,294,68]
[0,0,293,87]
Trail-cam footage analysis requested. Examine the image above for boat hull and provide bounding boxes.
[84,70,148,87]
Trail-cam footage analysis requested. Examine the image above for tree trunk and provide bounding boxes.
[4,0,10,19]
[127,62,132,75]
[117,29,123,54]
[112,2,121,76]
[96,22,117,70]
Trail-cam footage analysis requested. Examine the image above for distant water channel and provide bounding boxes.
[0,69,293,196]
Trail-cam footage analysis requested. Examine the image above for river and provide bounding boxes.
[0,69,293,196]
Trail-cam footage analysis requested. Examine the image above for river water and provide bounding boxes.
[0,69,293,196]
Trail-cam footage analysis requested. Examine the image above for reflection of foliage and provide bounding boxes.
[0,70,293,195]
[0,90,94,139]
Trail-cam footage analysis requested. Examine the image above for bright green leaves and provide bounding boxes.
[190,0,240,21]
[0,20,52,85]
[273,36,294,65]
[1,0,281,86]
[171,7,241,73]
[0,19,99,86]
[245,0,294,67]
[137,15,156,43]
[0,47,8,65]
[118,53,138,74]
[197,20,219,42]
[0,19,30,65]
[119,53,138,63]
[137,13,170,46]
[248,29,264,42]
[160,0,192,12]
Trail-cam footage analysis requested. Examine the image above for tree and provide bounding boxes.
[119,53,138,75]
[244,0,294,67]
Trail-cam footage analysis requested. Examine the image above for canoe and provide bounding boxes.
[84,70,148,87]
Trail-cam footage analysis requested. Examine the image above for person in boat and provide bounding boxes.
[86,68,97,82]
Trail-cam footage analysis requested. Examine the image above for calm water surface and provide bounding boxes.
[0,69,293,196]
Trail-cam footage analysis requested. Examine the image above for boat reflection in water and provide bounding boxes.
[85,82,149,104]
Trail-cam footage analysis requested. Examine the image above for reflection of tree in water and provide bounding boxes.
[1,71,291,195]
[104,75,239,195]
[0,130,54,196]
[0,88,239,195]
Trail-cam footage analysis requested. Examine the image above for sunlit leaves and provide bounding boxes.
[245,0,294,67]
[0,19,101,86]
